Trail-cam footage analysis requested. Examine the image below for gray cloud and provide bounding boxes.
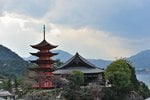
[0,0,54,17]
[42,0,150,38]
[0,0,150,59]
[1,0,150,38]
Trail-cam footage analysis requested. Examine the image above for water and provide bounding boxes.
[137,73,150,88]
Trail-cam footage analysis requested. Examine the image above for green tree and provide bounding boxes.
[7,78,12,92]
[63,70,92,100]
[104,58,150,100]
[14,77,19,93]
[53,59,63,68]
[138,81,150,99]
[71,70,84,86]
[105,59,133,93]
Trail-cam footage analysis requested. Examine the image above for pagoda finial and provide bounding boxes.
[43,25,45,40]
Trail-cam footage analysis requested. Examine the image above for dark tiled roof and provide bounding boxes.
[58,52,103,69]
[53,52,104,74]
[53,67,103,74]
[31,40,57,50]
[30,52,58,57]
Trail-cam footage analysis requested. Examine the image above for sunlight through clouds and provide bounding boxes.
[0,0,150,60]
[46,25,137,59]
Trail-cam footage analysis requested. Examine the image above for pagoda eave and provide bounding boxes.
[28,67,54,72]
[30,40,58,50]
[28,76,54,81]
[31,45,57,50]
[30,60,56,64]
[30,52,58,57]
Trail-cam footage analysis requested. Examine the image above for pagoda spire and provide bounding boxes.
[43,25,45,40]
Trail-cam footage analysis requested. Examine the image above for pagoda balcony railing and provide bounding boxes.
[31,60,56,64]
[28,67,54,72]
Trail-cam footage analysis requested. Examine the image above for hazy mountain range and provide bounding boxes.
[24,50,112,68]
[0,44,150,76]
[24,49,150,70]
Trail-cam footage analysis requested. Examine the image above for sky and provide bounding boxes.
[0,0,150,60]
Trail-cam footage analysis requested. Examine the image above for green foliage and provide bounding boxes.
[105,59,133,93]
[102,87,117,100]
[0,45,32,76]
[65,70,84,90]
[79,89,93,100]
[71,70,84,86]
[138,81,150,99]
[53,59,63,68]
[63,88,93,100]
[63,70,93,100]
[104,58,150,99]
[4,78,12,92]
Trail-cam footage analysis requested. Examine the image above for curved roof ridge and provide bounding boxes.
[77,53,99,68]
[31,39,58,49]
[58,52,102,69]
[58,52,78,69]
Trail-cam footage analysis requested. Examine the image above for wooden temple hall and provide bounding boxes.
[28,25,105,89]
[53,53,105,85]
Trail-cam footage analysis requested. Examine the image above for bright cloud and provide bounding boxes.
[0,12,130,59]
[0,12,45,57]
[0,1,150,60]
[47,25,141,59]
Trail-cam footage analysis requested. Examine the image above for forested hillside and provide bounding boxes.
[0,45,30,76]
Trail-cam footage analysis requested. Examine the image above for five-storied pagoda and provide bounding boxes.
[29,25,58,89]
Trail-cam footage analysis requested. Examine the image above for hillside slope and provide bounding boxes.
[0,45,29,76]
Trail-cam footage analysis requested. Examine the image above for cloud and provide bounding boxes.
[0,1,150,60]
[0,0,53,17]
[0,12,45,57]
[0,0,150,38]
[43,0,150,38]
[0,11,135,59]
[46,24,150,60]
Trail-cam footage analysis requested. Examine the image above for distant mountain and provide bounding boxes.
[88,59,111,69]
[24,50,112,69]
[128,50,150,69]
[23,55,37,61]
[2,43,150,77]
[88,50,150,70]
[24,49,150,71]
[0,45,30,76]
[53,50,72,62]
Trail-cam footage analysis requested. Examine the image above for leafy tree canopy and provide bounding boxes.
[105,59,134,92]
[104,58,150,99]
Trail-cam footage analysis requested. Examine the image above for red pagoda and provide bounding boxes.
[29,25,58,89]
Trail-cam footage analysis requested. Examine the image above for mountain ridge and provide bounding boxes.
[0,45,30,76]
[0,44,150,76]
[24,49,150,70]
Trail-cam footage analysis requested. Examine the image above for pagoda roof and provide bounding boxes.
[30,52,58,57]
[53,52,104,74]
[31,40,58,50]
